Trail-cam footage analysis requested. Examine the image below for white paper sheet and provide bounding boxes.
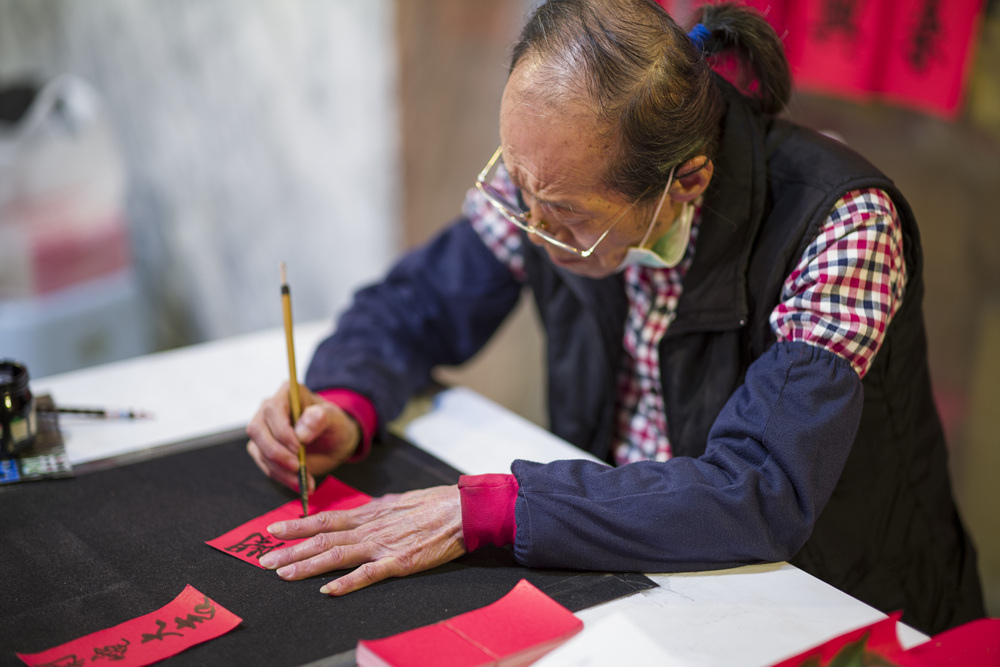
[402,386,604,475]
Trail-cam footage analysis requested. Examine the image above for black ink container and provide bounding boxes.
[0,360,36,457]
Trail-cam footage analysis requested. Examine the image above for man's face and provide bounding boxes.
[497,61,678,279]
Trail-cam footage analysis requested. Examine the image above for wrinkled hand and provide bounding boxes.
[246,382,360,493]
[258,485,466,595]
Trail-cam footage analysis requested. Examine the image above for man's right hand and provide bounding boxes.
[246,382,361,493]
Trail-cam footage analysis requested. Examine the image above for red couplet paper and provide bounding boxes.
[901,617,1000,666]
[206,476,371,568]
[355,579,584,667]
[877,0,985,119]
[784,0,890,103]
[770,613,906,667]
[16,585,241,667]
[655,0,984,119]
[781,0,985,118]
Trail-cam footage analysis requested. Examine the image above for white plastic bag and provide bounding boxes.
[0,75,129,299]
[0,76,147,377]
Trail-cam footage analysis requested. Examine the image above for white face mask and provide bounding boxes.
[614,169,695,272]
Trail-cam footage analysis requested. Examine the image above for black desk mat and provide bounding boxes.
[0,433,655,665]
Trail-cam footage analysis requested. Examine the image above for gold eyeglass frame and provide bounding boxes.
[475,146,646,258]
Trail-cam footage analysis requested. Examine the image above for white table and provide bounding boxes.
[34,322,928,666]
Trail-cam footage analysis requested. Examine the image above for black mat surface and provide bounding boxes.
[0,433,655,665]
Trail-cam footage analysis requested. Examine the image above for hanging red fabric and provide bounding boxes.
[656,0,985,120]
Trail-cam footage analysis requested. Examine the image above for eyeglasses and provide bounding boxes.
[475,146,646,258]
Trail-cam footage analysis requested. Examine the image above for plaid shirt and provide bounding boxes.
[463,181,906,464]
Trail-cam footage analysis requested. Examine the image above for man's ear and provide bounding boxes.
[669,156,713,203]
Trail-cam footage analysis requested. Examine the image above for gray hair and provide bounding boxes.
[509,0,791,201]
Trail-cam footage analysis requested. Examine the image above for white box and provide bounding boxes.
[0,269,151,378]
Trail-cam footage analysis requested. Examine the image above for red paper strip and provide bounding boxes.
[784,0,890,103]
[16,585,241,667]
[356,579,583,667]
[770,612,1000,666]
[770,612,905,667]
[902,617,1000,666]
[206,476,371,568]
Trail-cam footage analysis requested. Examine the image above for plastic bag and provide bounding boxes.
[0,74,129,299]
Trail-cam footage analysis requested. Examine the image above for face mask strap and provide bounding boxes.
[637,167,675,250]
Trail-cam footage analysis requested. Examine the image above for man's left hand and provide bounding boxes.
[258,484,466,594]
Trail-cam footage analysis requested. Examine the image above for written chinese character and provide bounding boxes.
[908,0,942,73]
[816,0,860,42]
[192,595,216,620]
[225,532,285,559]
[175,594,219,629]
[90,638,129,661]
[174,613,208,630]
[140,619,183,643]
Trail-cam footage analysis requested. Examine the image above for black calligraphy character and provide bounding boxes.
[192,595,217,620]
[90,638,130,661]
[225,531,285,559]
[37,656,85,667]
[174,613,208,630]
[175,594,218,629]
[816,0,860,43]
[908,0,942,74]
[140,619,183,643]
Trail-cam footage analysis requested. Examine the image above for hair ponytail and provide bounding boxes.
[690,3,792,115]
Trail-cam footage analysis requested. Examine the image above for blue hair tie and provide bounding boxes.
[687,23,711,51]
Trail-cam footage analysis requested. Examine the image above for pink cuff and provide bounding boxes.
[317,389,377,463]
[458,474,519,551]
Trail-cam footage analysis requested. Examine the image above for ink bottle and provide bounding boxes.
[0,360,36,457]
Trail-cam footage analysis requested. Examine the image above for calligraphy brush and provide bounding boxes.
[280,261,309,517]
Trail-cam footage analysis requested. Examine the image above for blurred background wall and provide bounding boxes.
[0,0,996,618]
[0,0,399,373]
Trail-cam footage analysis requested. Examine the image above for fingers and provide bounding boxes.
[322,559,406,596]
[262,537,410,597]
[247,383,332,491]
[246,440,301,490]
[292,403,323,441]
[260,531,371,579]
[267,508,363,540]
[260,507,376,572]
[246,384,298,465]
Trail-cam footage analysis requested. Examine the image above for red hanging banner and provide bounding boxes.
[657,0,985,119]
[877,0,985,119]
[784,0,891,103]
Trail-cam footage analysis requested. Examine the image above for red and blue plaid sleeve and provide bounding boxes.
[769,188,907,378]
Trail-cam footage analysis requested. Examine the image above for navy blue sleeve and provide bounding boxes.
[511,341,863,572]
[304,218,522,426]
